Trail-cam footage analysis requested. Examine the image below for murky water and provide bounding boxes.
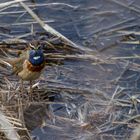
[1,0,140,140]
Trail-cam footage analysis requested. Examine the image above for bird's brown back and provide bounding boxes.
[1,50,28,75]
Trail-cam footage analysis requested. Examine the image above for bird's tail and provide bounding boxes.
[0,59,13,67]
[0,58,14,75]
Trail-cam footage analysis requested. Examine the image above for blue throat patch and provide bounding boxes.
[28,49,44,66]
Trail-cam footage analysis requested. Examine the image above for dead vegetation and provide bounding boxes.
[0,0,140,140]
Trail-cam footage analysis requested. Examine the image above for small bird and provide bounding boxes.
[1,44,45,99]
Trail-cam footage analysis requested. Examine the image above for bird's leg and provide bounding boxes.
[20,79,24,99]
[29,80,33,100]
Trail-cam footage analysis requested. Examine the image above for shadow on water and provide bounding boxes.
[1,0,140,140]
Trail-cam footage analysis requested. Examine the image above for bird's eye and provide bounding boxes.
[37,45,42,50]
[29,43,35,50]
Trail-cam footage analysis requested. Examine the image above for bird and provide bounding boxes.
[0,43,45,100]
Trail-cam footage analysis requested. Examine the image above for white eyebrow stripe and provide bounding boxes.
[33,56,41,60]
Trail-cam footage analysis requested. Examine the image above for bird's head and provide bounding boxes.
[28,44,45,66]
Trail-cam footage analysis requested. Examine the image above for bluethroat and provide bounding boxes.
[1,44,45,99]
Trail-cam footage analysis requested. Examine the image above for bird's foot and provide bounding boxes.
[27,87,33,101]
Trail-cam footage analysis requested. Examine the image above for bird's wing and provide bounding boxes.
[11,56,26,74]
[0,50,28,75]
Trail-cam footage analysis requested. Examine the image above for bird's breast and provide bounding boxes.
[18,60,45,81]
[26,60,45,72]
